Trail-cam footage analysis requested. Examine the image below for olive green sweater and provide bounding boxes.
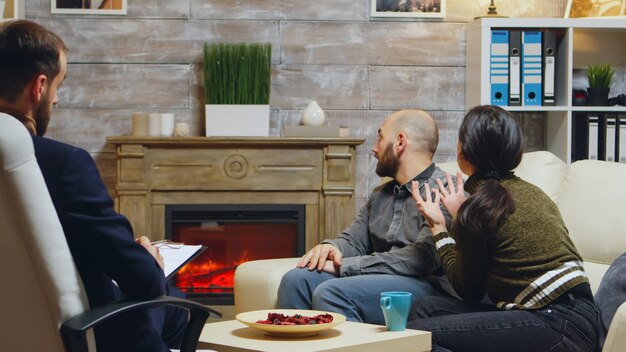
[433,174,588,310]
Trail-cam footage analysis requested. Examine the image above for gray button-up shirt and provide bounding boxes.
[323,164,456,296]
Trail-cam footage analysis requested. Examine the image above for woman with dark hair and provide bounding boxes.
[407,105,601,352]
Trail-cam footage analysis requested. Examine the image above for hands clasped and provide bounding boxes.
[411,172,466,234]
[297,243,343,276]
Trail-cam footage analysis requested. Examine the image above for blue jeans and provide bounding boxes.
[407,295,601,352]
[276,267,446,325]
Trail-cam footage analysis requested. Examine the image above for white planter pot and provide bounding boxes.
[205,104,270,137]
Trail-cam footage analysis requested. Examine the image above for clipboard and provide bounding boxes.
[157,244,206,280]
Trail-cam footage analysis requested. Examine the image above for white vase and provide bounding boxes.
[300,101,325,126]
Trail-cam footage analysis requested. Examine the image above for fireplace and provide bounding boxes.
[165,204,305,304]
[107,137,363,304]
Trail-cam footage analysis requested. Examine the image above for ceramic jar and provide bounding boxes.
[300,101,326,126]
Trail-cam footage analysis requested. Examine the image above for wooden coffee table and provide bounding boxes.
[198,320,431,352]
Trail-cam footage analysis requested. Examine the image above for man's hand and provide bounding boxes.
[320,260,338,275]
[297,243,343,275]
[135,236,165,271]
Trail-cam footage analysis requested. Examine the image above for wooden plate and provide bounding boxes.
[235,309,346,337]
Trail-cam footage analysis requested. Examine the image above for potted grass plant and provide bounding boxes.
[203,42,272,136]
[585,63,614,106]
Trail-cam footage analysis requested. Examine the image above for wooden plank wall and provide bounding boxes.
[25,0,567,210]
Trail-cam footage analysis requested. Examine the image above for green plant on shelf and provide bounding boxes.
[203,42,272,105]
[584,63,615,89]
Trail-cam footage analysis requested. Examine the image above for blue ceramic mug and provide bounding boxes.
[380,291,412,331]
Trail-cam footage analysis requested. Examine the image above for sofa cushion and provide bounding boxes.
[436,151,566,201]
[556,160,626,266]
[513,151,566,201]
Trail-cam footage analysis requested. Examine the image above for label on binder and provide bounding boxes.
[522,31,542,106]
[490,30,509,106]
[509,30,522,106]
[543,30,557,106]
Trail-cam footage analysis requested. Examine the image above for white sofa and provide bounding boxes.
[234,151,626,350]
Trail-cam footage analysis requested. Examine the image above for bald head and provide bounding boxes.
[385,109,439,157]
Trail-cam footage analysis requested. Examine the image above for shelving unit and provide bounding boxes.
[1,0,25,21]
[466,18,626,163]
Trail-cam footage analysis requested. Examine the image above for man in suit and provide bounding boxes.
[0,20,187,351]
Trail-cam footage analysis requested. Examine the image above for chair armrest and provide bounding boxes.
[603,301,626,352]
[234,257,300,313]
[60,295,221,352]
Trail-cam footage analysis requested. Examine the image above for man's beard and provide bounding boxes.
[34,92,52,137]
[375,142,400,178]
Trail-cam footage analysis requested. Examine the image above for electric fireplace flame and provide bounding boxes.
[166,204,305,304]
[174,252,249,293]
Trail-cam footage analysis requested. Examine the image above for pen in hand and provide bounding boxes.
[135,236,165,270]
[150,239,184,248]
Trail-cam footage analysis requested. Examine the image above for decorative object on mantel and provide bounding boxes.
[474,0,508,19]
[131,112,149,136]
[284,101,349,137]
[139,112,175,137]
[585,63,614,106]
[159,113,174,137]
[300,101,326,126]
[203,42,272,137]
[174,122,190,137]
[148,112,161,137]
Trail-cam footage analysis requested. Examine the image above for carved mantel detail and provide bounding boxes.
[107,136,364,250]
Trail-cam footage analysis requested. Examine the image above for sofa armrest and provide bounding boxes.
[603,301,626,352]
[234,258,300,314]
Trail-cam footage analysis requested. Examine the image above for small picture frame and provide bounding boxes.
[51,0,127,15]
[371,0,445,19]
[565,0,626,18]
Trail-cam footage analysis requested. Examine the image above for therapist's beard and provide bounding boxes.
[33,92,52,137]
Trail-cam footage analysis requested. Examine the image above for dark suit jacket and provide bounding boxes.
[32,136,172,351]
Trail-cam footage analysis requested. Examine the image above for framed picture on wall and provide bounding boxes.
[51,0,127,15]
[565,0,626,18]
[371,0,446,19]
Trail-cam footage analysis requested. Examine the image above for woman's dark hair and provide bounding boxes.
[0,20,67,102]
[456,105,524,237]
